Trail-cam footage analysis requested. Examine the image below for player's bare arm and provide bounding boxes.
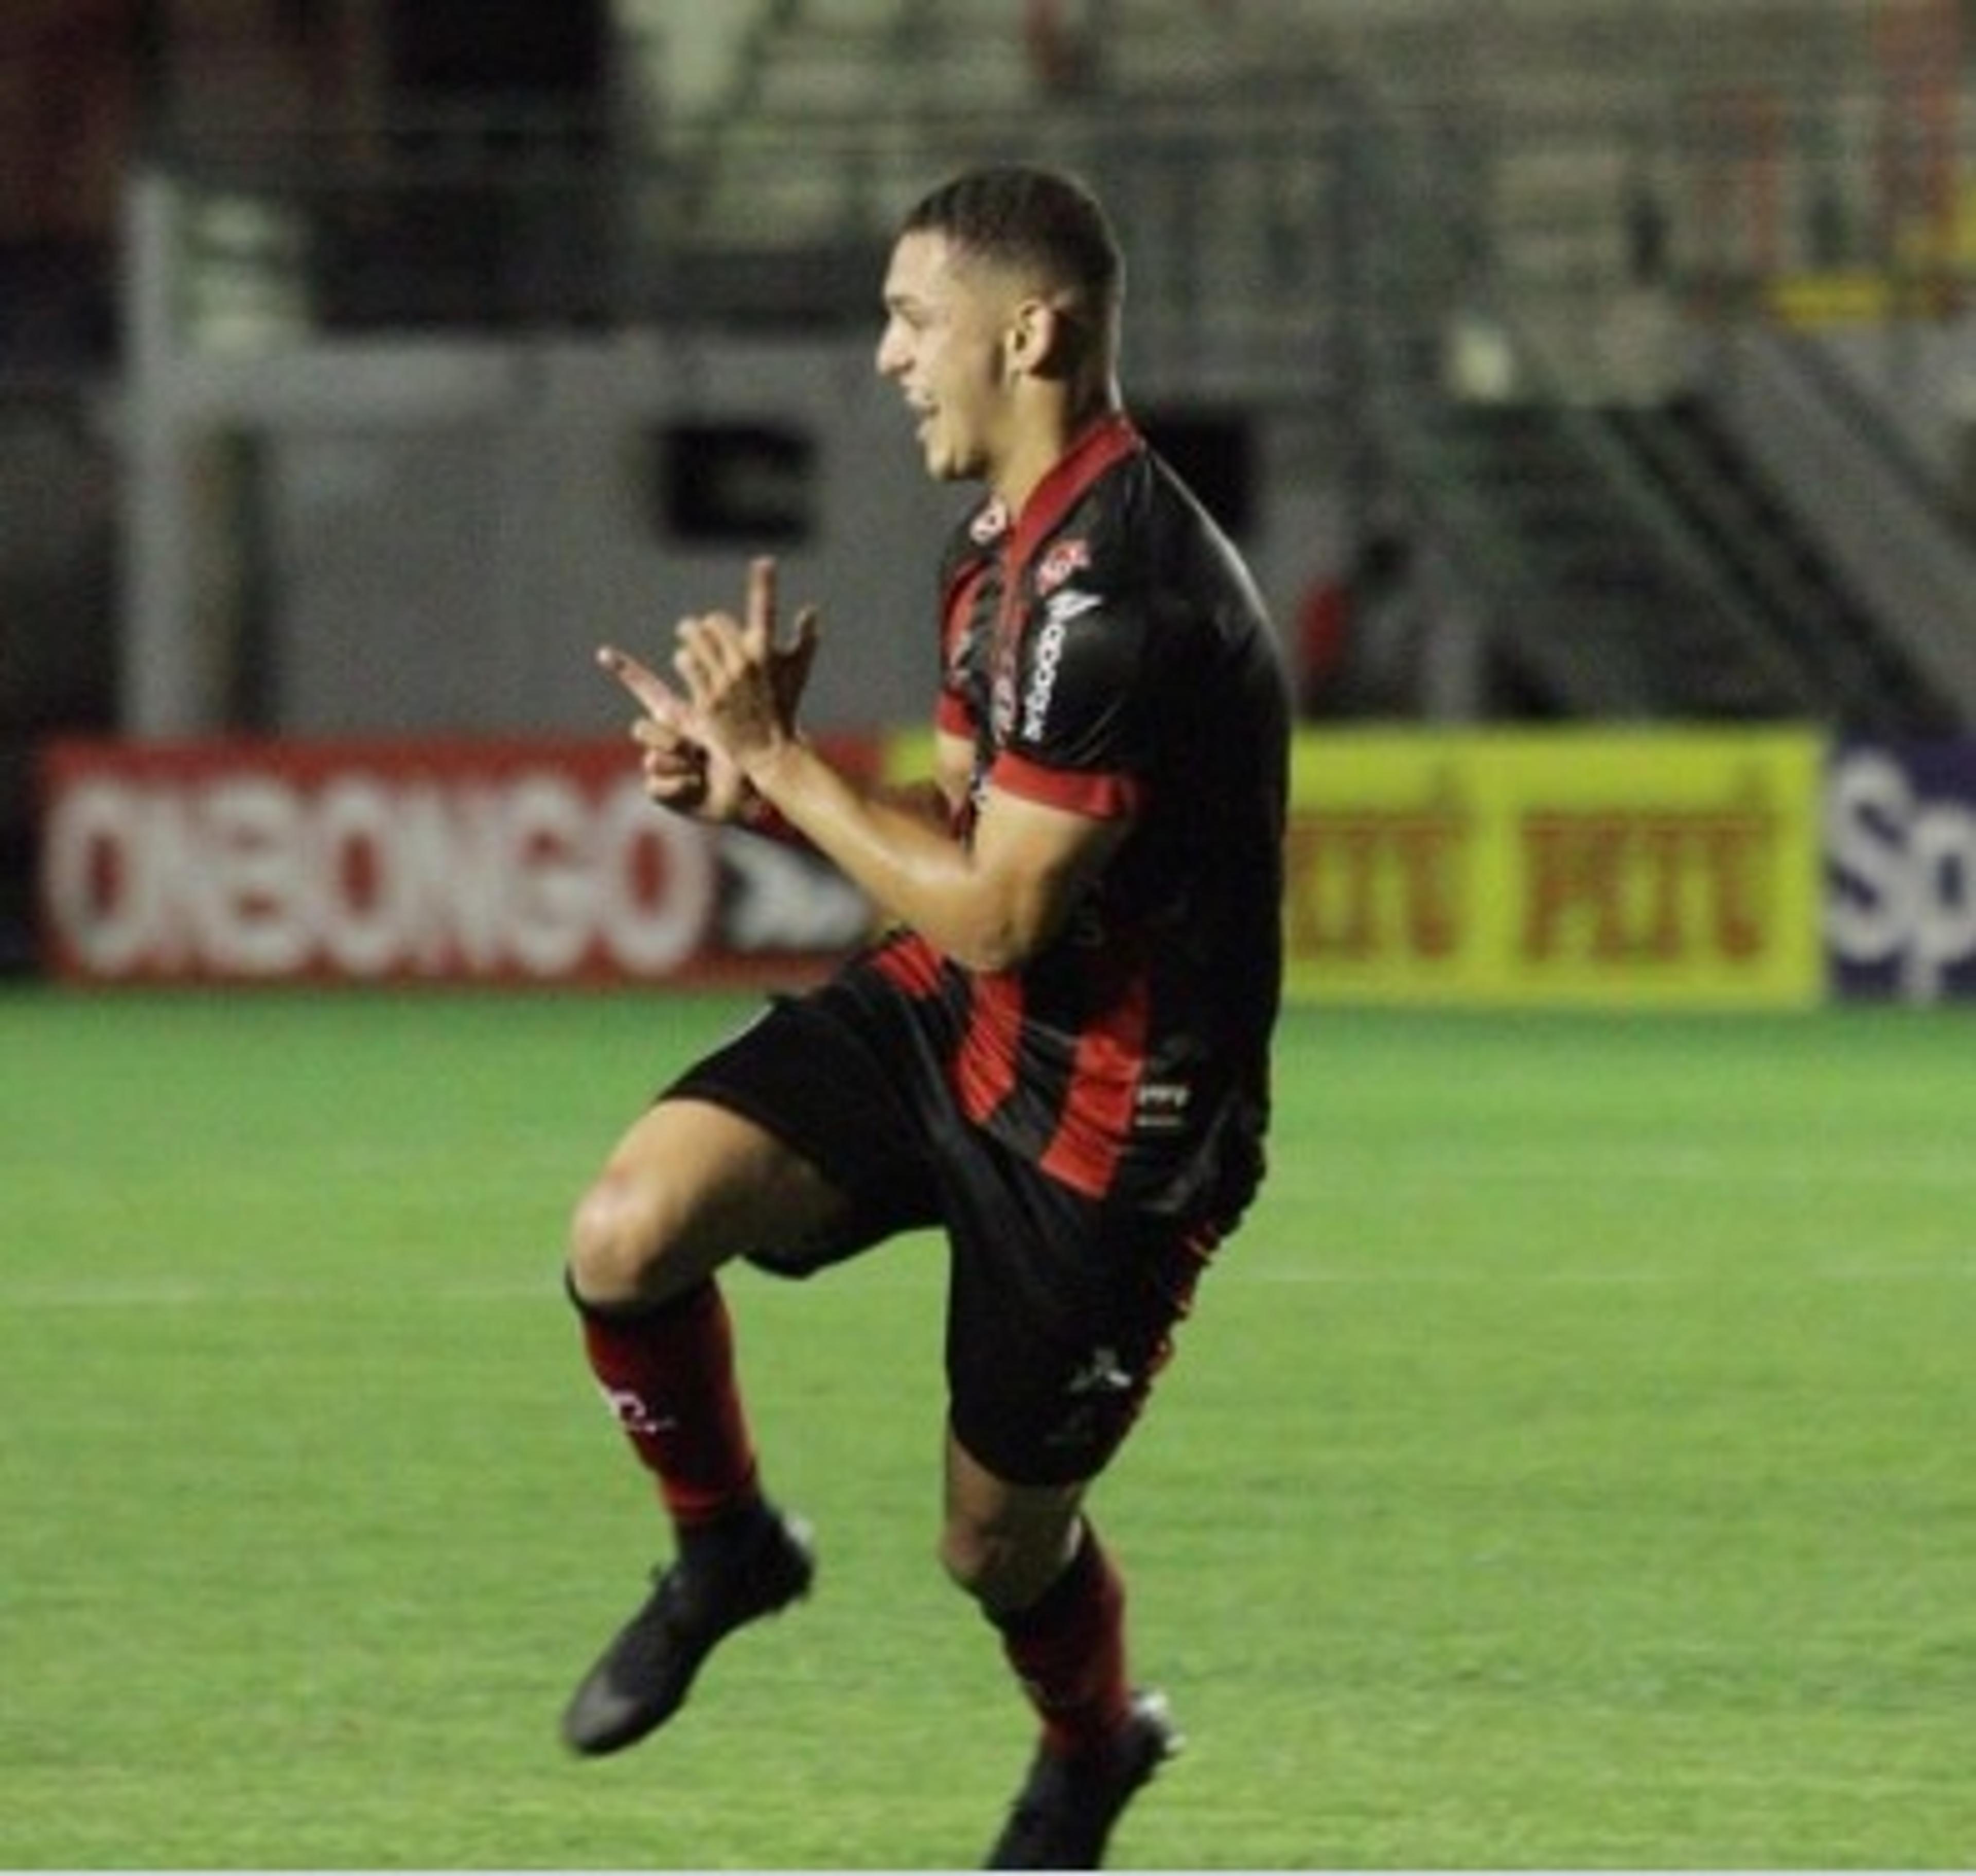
[742,734,1123,972]
[667,559,1127,972]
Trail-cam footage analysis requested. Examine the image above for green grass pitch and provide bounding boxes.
[2,986,1972,1868]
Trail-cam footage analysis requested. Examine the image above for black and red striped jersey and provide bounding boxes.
[876,412,1289,1220]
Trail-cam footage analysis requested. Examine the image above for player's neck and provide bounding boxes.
[992,380,1121,518]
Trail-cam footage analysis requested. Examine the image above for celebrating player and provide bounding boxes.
[564,164,1289,1870]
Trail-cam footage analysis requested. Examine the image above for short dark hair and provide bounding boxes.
[898,165,1124,329]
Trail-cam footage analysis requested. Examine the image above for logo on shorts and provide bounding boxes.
[1044,1346,1136,1452]
[1067,1346,1133,1397]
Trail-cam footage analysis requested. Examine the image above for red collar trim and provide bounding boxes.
[1005,413,1141,571]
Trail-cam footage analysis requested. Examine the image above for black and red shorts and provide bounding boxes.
[664,954,1229,1487]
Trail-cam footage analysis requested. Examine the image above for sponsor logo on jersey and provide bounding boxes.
[1020,590,1102,742]
[1023,616,1069,742]
[1036,537,1091,595]
[1044,588,1102,626]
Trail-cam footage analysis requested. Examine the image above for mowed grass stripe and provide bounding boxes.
[2,989,1971,1867]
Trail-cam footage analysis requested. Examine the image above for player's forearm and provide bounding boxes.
[870,775,962,831]
[737,772,949,848]
[742,739,1023,969]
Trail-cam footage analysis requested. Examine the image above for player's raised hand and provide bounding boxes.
[672,557,820,773]
[597,559,820,825]
[761,558,822,726]
[596,643,750,822]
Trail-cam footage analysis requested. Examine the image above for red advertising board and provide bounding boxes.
[38,738,876,986]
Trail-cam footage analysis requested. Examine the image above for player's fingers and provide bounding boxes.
[672,620,722,704]
[677,612,750,680]
[632,715,683,750]
[597,644,685,725]
[642,744,702,786]
[745,556,778,655]
[632,717,698,767]
[778,605,821,706]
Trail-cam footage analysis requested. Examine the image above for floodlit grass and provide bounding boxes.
[2,988,1972,1868]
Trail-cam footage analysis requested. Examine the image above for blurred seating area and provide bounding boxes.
[6,0,1976,970]
[5,1,1961,350]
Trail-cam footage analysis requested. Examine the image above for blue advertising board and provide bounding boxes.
[1827,742,1976,1001]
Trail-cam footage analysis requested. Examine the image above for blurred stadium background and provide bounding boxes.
[8,10,1976,1866]
[5,0,1976,1000]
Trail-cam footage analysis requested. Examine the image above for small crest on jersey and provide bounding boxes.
[991,673,1018,741]
[970,499,1011,546]
[1035,537,1091,595]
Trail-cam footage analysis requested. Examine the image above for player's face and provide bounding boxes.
[875,231,1021,486]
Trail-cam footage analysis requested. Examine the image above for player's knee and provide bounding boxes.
[939,1515,1063,1615]
[937,1517,1001,1604]
[566,1168,669,1307]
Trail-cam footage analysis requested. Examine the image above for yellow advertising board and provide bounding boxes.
[883,725,1824,1008]
[1285,730,1824,1006]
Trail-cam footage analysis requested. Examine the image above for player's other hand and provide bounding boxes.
[597,558,820,826]
[596,643,749,822]
[670,558,818,775]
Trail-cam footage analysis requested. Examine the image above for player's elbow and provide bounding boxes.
[950,927,1034,975]
[940,893,1062,975]
[927,837,1104,972]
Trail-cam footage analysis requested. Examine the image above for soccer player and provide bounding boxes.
[564,164,1288,1870]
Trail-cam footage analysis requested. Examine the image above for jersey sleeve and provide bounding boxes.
[936,512,1002,744]
[991,540,1150,820]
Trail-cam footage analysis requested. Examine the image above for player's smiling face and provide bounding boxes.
[876,230,1020,487]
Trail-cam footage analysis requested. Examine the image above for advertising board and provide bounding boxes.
[1827,741,1976,1001]
[1284,730,1825,1006]
[38,739,871,986]
[50,727,1932,1009]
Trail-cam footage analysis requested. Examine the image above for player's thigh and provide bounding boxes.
[569,1096,854,1306]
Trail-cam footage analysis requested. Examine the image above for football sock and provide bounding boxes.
[570,1274,762,1529]
[991,1522,1132,1758]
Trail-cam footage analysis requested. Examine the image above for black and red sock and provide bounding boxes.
[992,1524,1132,1757]
[572,1276,761,1529]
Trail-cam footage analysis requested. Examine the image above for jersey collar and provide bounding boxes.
[1004,412,1142,572]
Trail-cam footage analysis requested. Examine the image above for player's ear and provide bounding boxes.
[1004,296,1068,380]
